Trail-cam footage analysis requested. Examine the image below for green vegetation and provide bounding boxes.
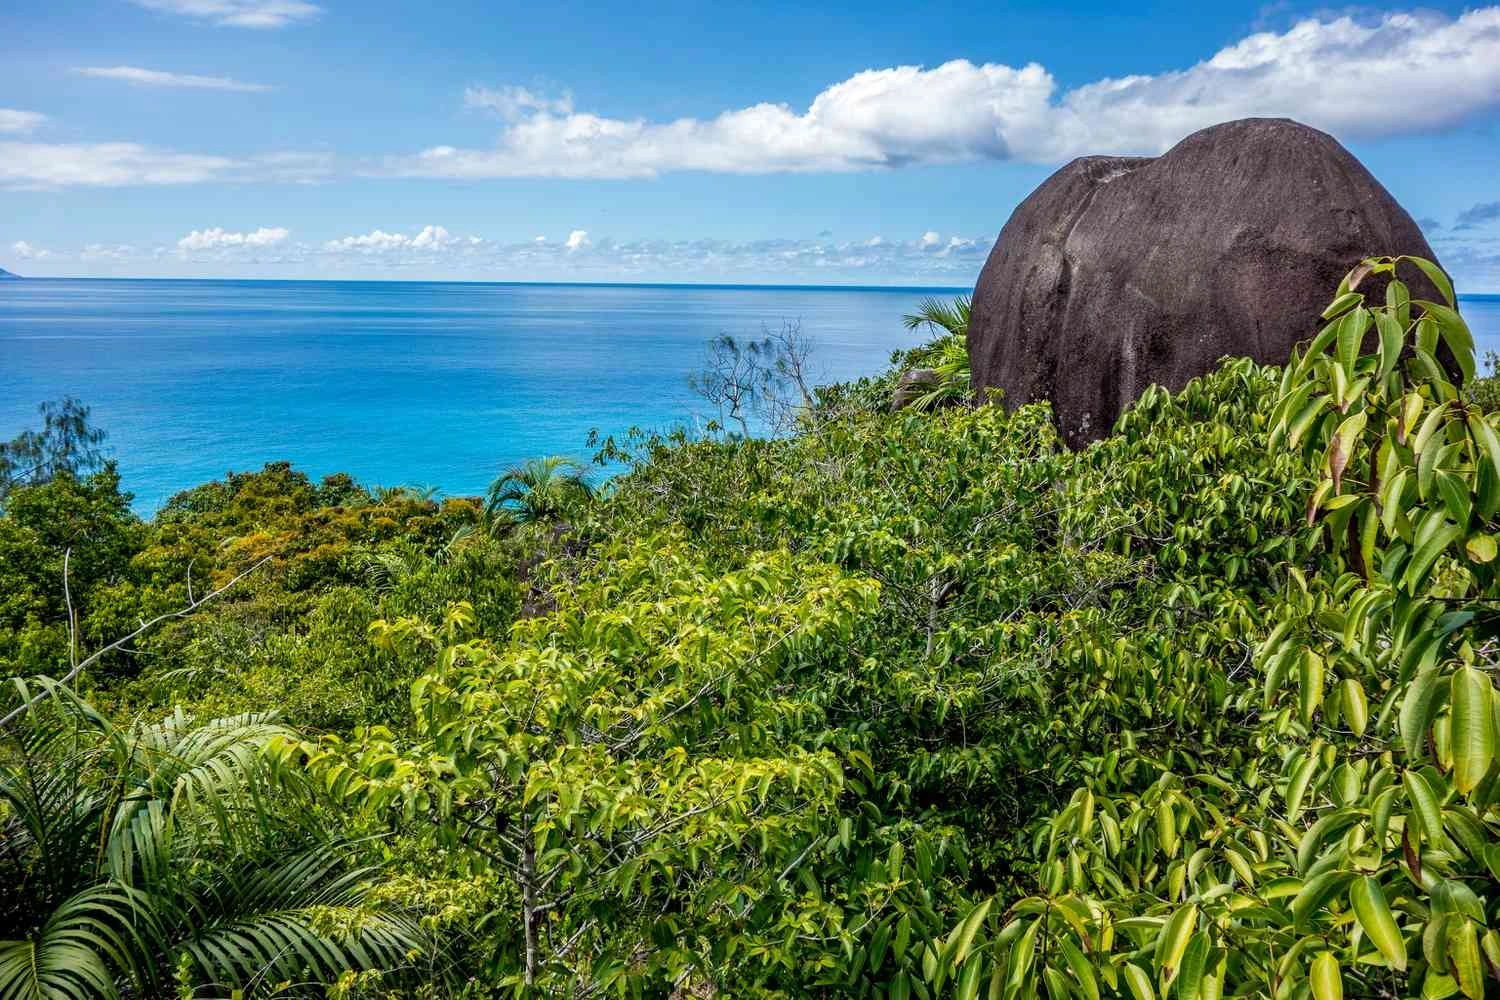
[2,265,1498,999]
[893,295,973,412]
[484,457,595,532]
[0,398,109,502]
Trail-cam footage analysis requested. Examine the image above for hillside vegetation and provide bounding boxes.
[2,257,1499,1000]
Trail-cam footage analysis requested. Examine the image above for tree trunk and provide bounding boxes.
[521,821,539,985]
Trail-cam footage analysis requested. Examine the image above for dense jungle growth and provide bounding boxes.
[3,257,1500,1000]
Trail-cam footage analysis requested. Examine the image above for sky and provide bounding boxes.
[1,1,1499,288]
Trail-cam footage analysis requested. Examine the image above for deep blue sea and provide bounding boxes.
[2,279,1498,514]
[0,279,958,512]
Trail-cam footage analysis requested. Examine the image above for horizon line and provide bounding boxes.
[5,273,1499,297]
[0,273,975,293]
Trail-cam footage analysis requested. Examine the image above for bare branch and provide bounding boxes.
[0,555,272,730]
[63,548,77,672]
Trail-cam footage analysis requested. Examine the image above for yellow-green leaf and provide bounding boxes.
[946,897,994,971]
[1300,651,1325,725]
[1123,964,1156,1000]
[1465,534,1497,564]
[1341,678,1369,737]
[1310,951,1343,1000]
[1350,876,1406,972]
[1451,666,1495,795]
[1406,256,1455,307]
[1154,904,1198,979]
[1449,918,1484,1000]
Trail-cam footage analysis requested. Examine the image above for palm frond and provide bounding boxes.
[181,847,427,994]
[485,456,594,530]
[896,333,973,412]
[360,545,428,594]
[1,687,426,999]
[902,295,971,337]
[0,883,162,1000]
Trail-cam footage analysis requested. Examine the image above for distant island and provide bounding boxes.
[0,267,20,279]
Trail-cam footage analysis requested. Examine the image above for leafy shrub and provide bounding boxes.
[928,256,1500,1000]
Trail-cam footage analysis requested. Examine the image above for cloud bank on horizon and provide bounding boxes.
[11,225,991,284]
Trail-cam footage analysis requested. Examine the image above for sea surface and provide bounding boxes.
[2,280,1498,514]
[0,279,959,512]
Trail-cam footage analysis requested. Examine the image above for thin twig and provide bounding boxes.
[62,548,76,671]
[0,556,272,730]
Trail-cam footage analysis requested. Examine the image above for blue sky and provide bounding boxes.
[2,1,1499,288]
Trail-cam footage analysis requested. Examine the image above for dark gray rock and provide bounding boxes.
[890,368,939,412]
[968,118,1444,447]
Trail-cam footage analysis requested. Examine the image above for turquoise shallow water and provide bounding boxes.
[2,280,1497,514]
[0,279,958,511]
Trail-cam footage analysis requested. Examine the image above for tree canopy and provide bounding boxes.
[2,258,1498,999]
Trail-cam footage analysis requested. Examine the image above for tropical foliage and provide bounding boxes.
[484,457,594,532]
[897,295,973,411]
[0,680,426,1000]
[3,259,1498,998]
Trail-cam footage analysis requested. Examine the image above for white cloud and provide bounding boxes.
[306,227,992,279]
[178,226,289,251]
[0,143,333,189]
[918,231,941,248]
[2,226,1012,280]
[465,86,573,121]
[80,243,138,261]
[10,240,51,259]
[12,6,1500,194]
[0,142,239,189]
[323,225,456,253]
[0,109,46,134]
[391,7,1500,179]
[131,0,320,28]
[76,65,272,92]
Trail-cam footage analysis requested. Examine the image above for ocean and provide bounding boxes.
[0,279,958,511]
[2,279,1498,514]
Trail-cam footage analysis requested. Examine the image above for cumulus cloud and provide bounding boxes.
[10,240,52,259]
[0,109,47,134]
[322,225,459,253]
[15,6,1500,192]
[75,65,272,92]
[246,226,991,279]
[131,0,319,28]
[1455,202,1500,231]
[392,7,1500,179]
[0,226,1051,281]
[178,226,289,251]
[525,230,991,279]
